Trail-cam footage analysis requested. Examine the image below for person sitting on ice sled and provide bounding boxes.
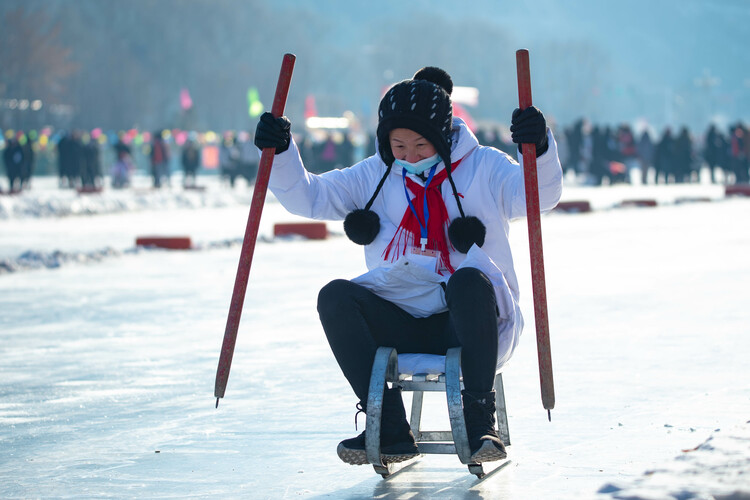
[255,66,562,465]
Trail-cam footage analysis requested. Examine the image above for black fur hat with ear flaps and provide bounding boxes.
[344,66,486,253]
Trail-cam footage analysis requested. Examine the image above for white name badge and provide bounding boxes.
[408,246,441,273]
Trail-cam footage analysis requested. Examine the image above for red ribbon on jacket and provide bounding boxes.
[383,160,461,273]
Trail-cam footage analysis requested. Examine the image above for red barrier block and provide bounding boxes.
[725,184,750,197]
[274,222,327,240]
[620,199,658,208]
[555,200,592,213]
[136,236,192,250]
[77,186,104,194]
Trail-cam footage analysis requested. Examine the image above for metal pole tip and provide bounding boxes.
[548,409,551,422]
[216,397,220,409]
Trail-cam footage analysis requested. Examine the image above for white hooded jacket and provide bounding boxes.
[268,118,563,369]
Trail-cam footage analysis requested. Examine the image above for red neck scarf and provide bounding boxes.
[383,160,461,273]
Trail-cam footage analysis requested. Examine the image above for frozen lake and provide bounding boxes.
[1,176,748,499]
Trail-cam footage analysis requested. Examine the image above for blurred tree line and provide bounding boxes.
[1,0,611,133]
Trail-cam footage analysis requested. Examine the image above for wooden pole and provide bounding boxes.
[214,53,296,407]
[516,49,555,418]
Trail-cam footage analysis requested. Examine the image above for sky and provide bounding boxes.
[2,0,749,132]
[280,0,750,130]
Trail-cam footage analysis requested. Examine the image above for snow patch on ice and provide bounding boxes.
[0,248,123,274]
[0,236,296,274]
[597,421,750,499]
[0,185,248,220]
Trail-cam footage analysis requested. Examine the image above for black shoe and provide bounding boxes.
[337,430,368,465]
[336,429,419,465]
[337,389,419,465]
[462,390,507,463]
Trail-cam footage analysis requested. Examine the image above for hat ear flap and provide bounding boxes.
[377,139,394,168]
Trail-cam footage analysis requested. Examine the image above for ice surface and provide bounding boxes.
[1,176,748,499]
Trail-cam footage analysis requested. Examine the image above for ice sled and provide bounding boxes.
[365,346,510,479]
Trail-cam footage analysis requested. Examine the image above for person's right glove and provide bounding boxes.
[510,106,549,157]
[254,112,292,154]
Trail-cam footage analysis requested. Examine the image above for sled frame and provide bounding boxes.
[366,346,509,479]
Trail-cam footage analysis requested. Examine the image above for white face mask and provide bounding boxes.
[394,154,440,175]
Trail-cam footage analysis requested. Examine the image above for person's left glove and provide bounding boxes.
[510,106,548,157]
[254,112,291,154]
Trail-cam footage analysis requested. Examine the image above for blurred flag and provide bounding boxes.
[202,145,219,169]
[453,103,477,132]
[304,94,318,119]
[247,87,264,118]
[180,88,193,111]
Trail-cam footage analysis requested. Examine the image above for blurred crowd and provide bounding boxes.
[0,128,263,192]
[1,119,749,194]
[556,120,750,186]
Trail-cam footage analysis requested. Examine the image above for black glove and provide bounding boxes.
[510,106,548,157]
[254,112,291,154]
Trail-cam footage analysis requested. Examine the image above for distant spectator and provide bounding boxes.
[81,135,102,188]
[150,130,171,188]
[181,138,201,188]
[18,132,35,190]
[673,127,694,183]
[317,133,339,173]
[2,136,25,192]
[730,124,749,184]
[703,124,728,184]
[114,132,132,158]
[219,132,241,187]
[57,130,85,188]
[590,126,609,185]
[237,131,258,184]
[564,119,585,181]
[111,149,134,189]
[339,132,355,169]
[655,128,675,184]
[56,131,74,188]
[579,121,593,183]
[297,132,318,173]
[636,130,654,185]
[616,124,637,184]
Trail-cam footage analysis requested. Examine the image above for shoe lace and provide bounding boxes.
[354,402,366,431]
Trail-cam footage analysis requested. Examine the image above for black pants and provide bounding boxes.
[317,267,499,402]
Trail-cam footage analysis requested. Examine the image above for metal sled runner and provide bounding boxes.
[366,346,510,478]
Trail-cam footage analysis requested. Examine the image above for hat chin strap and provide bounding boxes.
[343,164,392,246]
[344,155,486,255]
